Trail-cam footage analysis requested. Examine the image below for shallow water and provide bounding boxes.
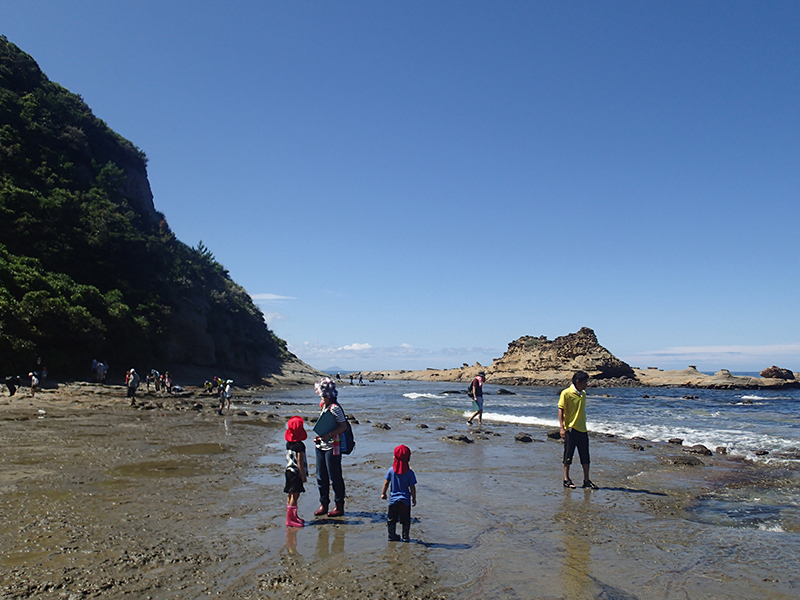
[246,380,800,599]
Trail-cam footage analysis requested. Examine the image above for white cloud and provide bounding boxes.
[340,343,372,351]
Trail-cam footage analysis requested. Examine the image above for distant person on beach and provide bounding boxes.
[218,379,233,415]
[284,416,309,527]
[33,357,44,379]
[358,372,363,385]
[28,372,38,397]
[467,371,486,425]
[149,369,161,392]
[558,370,598,489]
[95,362,107,383]
[349,374,354,385]
[381,444,417,542]
[126,368,140,406]
[164,372,173,393]
[313,377,349,517]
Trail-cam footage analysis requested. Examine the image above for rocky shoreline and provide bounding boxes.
[1,382,799,599]
[354,329,799,390]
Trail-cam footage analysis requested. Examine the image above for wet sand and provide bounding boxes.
[1,383,798,599]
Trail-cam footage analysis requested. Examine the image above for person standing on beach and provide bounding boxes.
[126,368,140,406]
[467,371,486,425]
[284,416,308,527]
[381,444,417,542]
[558,370,598,489]
[28,372,38,397]
[313,377,349,517]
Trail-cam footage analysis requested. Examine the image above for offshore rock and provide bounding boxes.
[759,366,795,380]
[359,328,635,387]
[487,328,635,385]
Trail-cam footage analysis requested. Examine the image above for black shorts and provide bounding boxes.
[284,469,305,494]
[126,387,136,398]
[388,500,411,526]
[563,429,590,466]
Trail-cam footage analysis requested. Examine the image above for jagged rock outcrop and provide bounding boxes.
[487,327,635,385]
[358,328,635,386]
[759,366,795,380]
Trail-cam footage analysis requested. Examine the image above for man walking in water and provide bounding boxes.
[467,371,486,426]
[558,370,598,489]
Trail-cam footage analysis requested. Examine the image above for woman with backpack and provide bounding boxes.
[313,377,349,517]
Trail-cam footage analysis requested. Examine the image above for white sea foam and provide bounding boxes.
[741,395,768,400]
[469,411,560,428]
[403,392,446,400]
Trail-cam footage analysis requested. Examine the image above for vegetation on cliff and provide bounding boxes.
[0,36,290,378]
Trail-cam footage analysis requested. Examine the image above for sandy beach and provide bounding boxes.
[1,382,798,599]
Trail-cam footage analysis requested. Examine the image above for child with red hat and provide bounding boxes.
[381,444,417,542]
[284,416,308,527]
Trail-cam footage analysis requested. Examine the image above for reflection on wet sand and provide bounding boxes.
[315,524,346,559]
[556,489,594,599]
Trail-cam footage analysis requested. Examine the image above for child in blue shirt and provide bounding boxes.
[381,444,417,542]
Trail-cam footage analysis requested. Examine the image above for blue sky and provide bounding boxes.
[4,1,800,372]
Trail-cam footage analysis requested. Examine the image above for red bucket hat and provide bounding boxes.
[285,416,307,442]
[393,444,411,474]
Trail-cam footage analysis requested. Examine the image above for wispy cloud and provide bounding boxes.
[623,344,800,371]
[251,293,295,301]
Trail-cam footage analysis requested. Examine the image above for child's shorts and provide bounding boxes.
[284,469,305,494]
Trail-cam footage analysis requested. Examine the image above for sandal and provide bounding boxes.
[582,480,599,490]
[563,479,576,489]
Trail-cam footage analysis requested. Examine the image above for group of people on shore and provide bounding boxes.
[4,357,47,398]
[145,369,174,393]
[203,376,233,413]
[282,370,597,541]
[283,377,418,542]
[124,367,178,405]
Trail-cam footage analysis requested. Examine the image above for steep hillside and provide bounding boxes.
[0,37,311,382]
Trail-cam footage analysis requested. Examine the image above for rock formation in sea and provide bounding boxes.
[359,327,636,386]
[759,366,795,380]
[486,327,635,385]
[358,328,798,389]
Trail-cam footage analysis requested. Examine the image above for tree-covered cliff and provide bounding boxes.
[0,36,292,379]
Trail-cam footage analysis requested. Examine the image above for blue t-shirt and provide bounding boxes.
[385,467,417,505]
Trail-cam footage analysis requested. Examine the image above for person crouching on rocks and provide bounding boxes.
[284,416,308,527]
[313,377,349,517]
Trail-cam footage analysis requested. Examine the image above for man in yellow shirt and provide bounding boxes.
[558,371,598,489]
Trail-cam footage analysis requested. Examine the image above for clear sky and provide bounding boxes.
[4,1,800,373]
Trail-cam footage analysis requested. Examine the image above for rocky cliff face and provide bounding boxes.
[0,37,324,384]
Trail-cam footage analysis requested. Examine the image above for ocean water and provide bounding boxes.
[253,379,800,463]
